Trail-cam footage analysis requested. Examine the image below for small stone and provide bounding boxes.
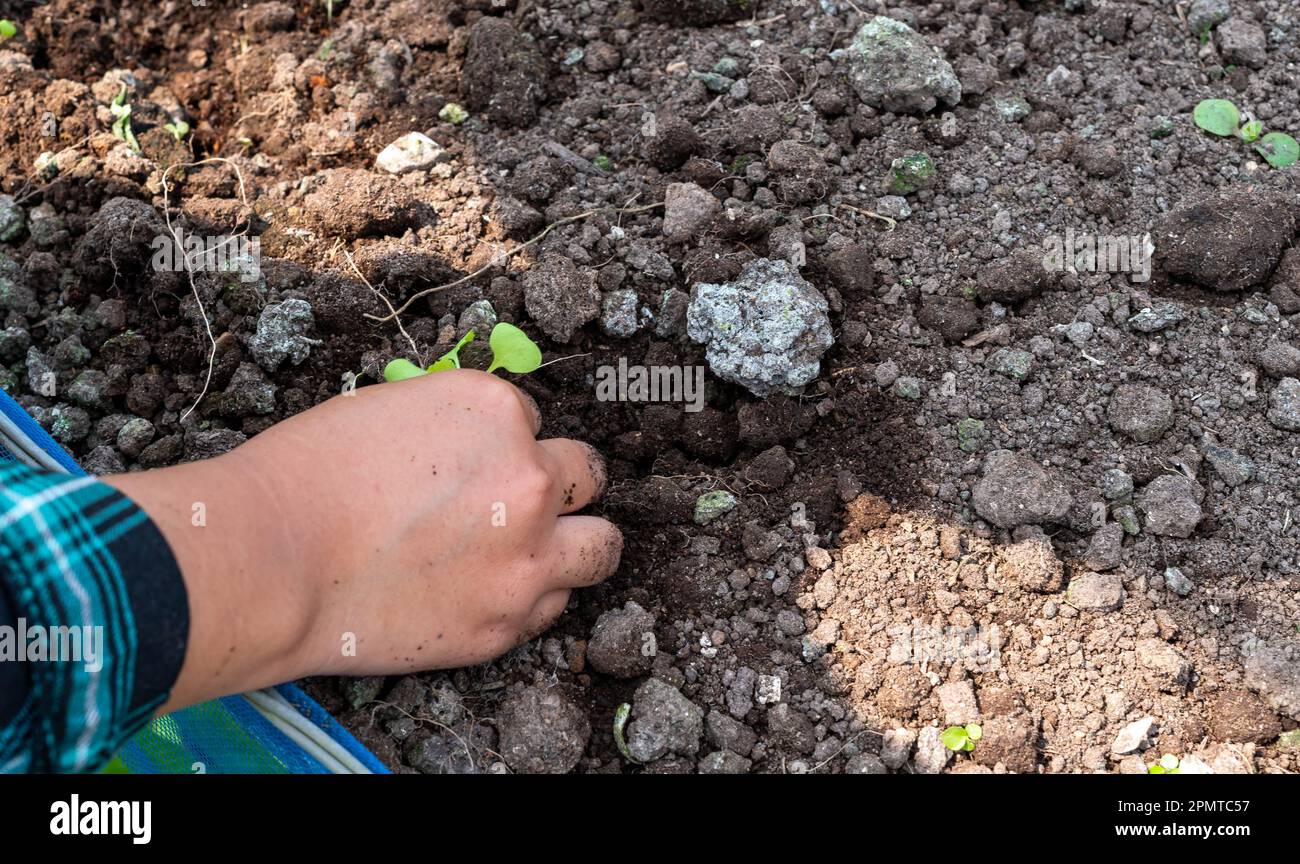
[496,685,591,774]
[1210,687,1283,744]
[1111,717,1157,756]
[893,376,922,400]
[626,678,704,763]
[886,152,936,195]
[956,417,990,452]
[1243,642,1300,720]
[874,195,911,220]
[687,258,834,397]
[706,709,758,756]
[988,347,1034,381]
[116,417,155,459]
[1159,567,1194,598]
[375,132,445,174]
[1101,469,1134,500]
[1203,443,1255,487]
[697,750,751,774]
[972,449,1074,529]
[971,714,1039,773]
[845,16,961,114]
[1216,18,1267,69]
[1137,474,1204,538]
[523,254,600,344]
[766,703,816,755]
[1258,343,1300,379]
[1137,638,1192,692]
[600,289,639,338]
[662,182,721,244]
[1066,571,1123,612]
[917,295,979,343]
[1266,378,1300,431]
[1186,0,1230,36]
[694,490,737,525]
[587,601,656,678]
[845,753,888,774]
[1108,383,1174,443]
[880,728,915,769]
[249,298,319,372]
[1128,305,1184,333]
[912,725,951,774]
[0,194,24,242]
[1082,521,1124,571]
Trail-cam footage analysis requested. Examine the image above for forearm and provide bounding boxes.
[103,453,320,714]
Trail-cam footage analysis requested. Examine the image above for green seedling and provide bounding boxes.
[613,703,639,763]
[941,723,983,752]
[164,120,190,143]
[1192,98,1299,169]
[439,102,468,125]
[0,20,17,39]
[594,154,613,172]
[109,85,140,153]
[317,39,335,61]
[382,322,542,383]
[1148,753,1181,775]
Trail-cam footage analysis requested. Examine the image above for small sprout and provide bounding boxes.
[941,723,982,752]
[1148,753,1181,775]
[109,85,141,153]
[1255,131,1300,169]
[382,323,542,382]
[439,102,469,125]
[1193,98,1240,137]
[164,120,190,143]
[613,703,639,763]
[382,358,426,383]
[317,39,335,61]
[0,19,17,39]
[593,154,614,172]
[1239,119,1262,142]
[486,322,543,374]
[428,330,475,372]
[324,0,335,23]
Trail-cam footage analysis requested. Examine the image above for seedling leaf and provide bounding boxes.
[613,703,639,763]
[0,20,17,39]
[428,331,475,373]
[383,358,427,382]
[965,723,983,743]
[940,726,970,751]
[1256,132,1300,169]
[1239,120,1262,142]
[486,322,542,374]
[1193,99,1240,137]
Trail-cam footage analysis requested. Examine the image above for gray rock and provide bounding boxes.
[971,449,1074,529]
[1137,474,1204,538]
[706,709,758,756]
[687,258,834,397]
[1258,343,1300,379]
[1267,378,1300,431]
[1153,190,1295,293]
[0,194,24,242]
[599,289,639,338]
[1111,717,1157,755]
[587,601,656,678]
[249,298,319,372]
[1128,305,1184,333]
[221,362,277,417]
[1137,638,1192,692]
[1082,522,1124,571]
[694,490,737,525]
[0,326,29,363]
[49,404,91,444]
[66,370,111,412]
[523,254,600,343]
[1217,18,1267,68]
[845,753,888,774]
[662,182,720,244]
[626,678,704,763]
[375,132,445,174]
[989,347,1034,381]
[116,417,155,459]
[457,299,497,338]
[1067,571,1123,612]
[1204,443,1255,487]
[1187,0,1230,35]
[81,445,124,476]
[496,685,591,774]
[1244,642,1300,720]
[655,287,688,338]
[1108,383,1174,443]
[912,725,951,774]
[845,16,961,114]
[1101,469,1134,500]
[0,257,36,315]
[766,703,816,755]
[697,750,752,774]
[1164,566,1194,597]
[185,428,247,460]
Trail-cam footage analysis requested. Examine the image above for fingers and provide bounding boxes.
[516,589,571,646]
[538,438,607,514]
[544,515,623,589]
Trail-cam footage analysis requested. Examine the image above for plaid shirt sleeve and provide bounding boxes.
[0,462,189,773]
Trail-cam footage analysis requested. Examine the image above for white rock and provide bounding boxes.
[375,132,444,174]
[1110,716,1156,755]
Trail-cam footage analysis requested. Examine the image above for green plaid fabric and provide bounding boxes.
[0,462,188,773]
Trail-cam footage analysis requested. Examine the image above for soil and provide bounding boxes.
[2,0,1299,774]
